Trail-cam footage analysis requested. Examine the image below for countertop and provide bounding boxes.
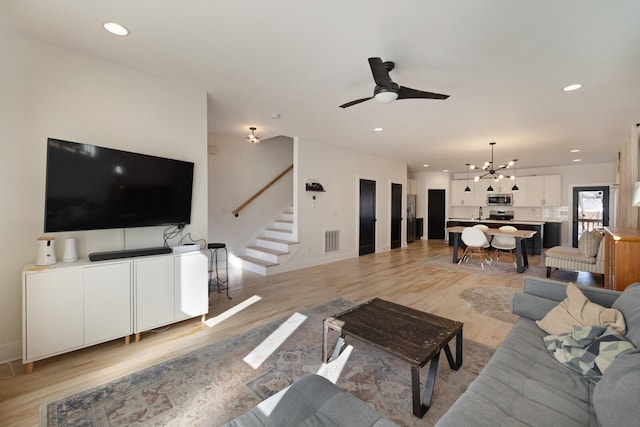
[447,218,547,226]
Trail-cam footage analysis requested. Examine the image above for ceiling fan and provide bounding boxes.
[339,57,450,108]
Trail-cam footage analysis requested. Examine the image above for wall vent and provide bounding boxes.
[324,230,339,253]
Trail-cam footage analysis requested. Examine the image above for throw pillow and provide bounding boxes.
[536,282,626,335]
[593,348,640,427]
[578,230,603,257]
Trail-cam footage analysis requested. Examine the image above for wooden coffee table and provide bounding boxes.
[322,298,463,418]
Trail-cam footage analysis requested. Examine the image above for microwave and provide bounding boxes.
[487,193,513,206]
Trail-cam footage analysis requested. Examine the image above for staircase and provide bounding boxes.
[238,208,299,275]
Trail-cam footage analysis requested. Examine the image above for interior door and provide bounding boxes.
[359,179,376,256]
[391,183,402,249]
[428,189,446,239]
[572,186,609,247]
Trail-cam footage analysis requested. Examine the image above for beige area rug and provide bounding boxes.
[459,286,519,324]
[418,254,578,281]
[43,299,494,427]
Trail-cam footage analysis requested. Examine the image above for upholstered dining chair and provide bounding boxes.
[459,227,492,270]
[491,225,518,268]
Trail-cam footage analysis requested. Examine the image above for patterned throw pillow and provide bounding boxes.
[578,230,603,257]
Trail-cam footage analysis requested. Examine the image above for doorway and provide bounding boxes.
[428,189,446,239]
[359,179,376,256]
[572,186,609,247]
[391,183,402,249]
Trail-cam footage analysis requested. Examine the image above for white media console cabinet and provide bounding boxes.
[22,250,208,373]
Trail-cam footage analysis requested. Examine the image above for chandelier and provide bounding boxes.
[469,142,519,192]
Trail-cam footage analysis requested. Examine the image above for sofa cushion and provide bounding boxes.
[436,318,595,427]
[545,246,597,264]
[536,283,626,335]
[223,374,398,427]
[593,348,640,427]
[612,283,640,347]
[578,230,603,257]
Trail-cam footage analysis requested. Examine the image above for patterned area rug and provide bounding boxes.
[43,299,494,427]
[418,254,560,280]
[460,286,519,324]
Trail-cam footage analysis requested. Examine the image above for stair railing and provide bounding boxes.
[232,164,293,217]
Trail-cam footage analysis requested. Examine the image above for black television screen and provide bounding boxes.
[44,138,194,232]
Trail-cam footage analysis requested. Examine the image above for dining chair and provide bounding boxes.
[491,225,518,268]
[459,227,492,270]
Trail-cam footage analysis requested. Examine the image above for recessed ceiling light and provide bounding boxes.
[373,127,383,132]
[573,159,581,162]
[443,169,449,173]
[104,22,129,36]
[563,84,582,92]
[570,149,581,153]
[423,164,429,168]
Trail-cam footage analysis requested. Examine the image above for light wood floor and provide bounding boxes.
[0,240,602,426]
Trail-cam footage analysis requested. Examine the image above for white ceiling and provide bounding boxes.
[2,0,639,173]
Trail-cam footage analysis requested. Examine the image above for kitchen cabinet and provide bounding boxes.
[512,175,561,207]
[451,180,486,206]
[543,222,561,248]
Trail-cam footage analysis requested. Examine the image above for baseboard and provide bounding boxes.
[0,340,21,364]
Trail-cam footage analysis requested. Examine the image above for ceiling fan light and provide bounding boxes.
[374,90,398,104]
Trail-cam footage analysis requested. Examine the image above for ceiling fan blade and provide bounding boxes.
[398,86,449,100]
[368,57,392,88]
[339,96,374,108]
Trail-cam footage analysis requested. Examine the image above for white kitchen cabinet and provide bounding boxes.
[512,175,561,206]
[543,175,562,206]
[84,262,132,346]
[451,180,475,206]
[23,268,84,363]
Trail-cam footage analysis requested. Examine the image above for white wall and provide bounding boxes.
[282,137,407,271]
[0,34,207,363]
[207,134,293,251]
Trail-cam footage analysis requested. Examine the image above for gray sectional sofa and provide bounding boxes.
[437,277,640,427]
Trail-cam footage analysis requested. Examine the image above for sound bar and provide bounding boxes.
[89,246,172,261]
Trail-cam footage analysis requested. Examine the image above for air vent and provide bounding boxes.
[324,230,339,253]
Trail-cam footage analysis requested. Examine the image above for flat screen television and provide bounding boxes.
[44,138,194,232]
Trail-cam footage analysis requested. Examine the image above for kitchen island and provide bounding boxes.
[446,219,544,255]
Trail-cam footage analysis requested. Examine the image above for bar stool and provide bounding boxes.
[208,243,230,299]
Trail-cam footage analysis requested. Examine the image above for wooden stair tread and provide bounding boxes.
[247,246,288,256]
[258,237,298,245]
[239,256,279,267]
[265,228,293,234]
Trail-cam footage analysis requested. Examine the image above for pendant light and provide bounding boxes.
[246,127,260,144]
[511,159,519,192]
[464,163,471,192]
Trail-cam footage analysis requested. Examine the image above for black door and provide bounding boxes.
[391,183,402,249]
[359,179,376,256]
[427,189,446,239]
[572,186,609,247]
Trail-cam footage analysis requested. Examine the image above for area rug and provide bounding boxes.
[460,286,518,324]
[43,299,494,427]
[418,254,557,280]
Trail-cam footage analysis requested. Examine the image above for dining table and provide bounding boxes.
[446,226,537,273]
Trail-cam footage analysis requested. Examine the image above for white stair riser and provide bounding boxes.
[265,229,293,240]
[246,247,280,263]
[281,213,294,222]
[256,239,290,252]
[240,259,267,275]
[273,220,294,230]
